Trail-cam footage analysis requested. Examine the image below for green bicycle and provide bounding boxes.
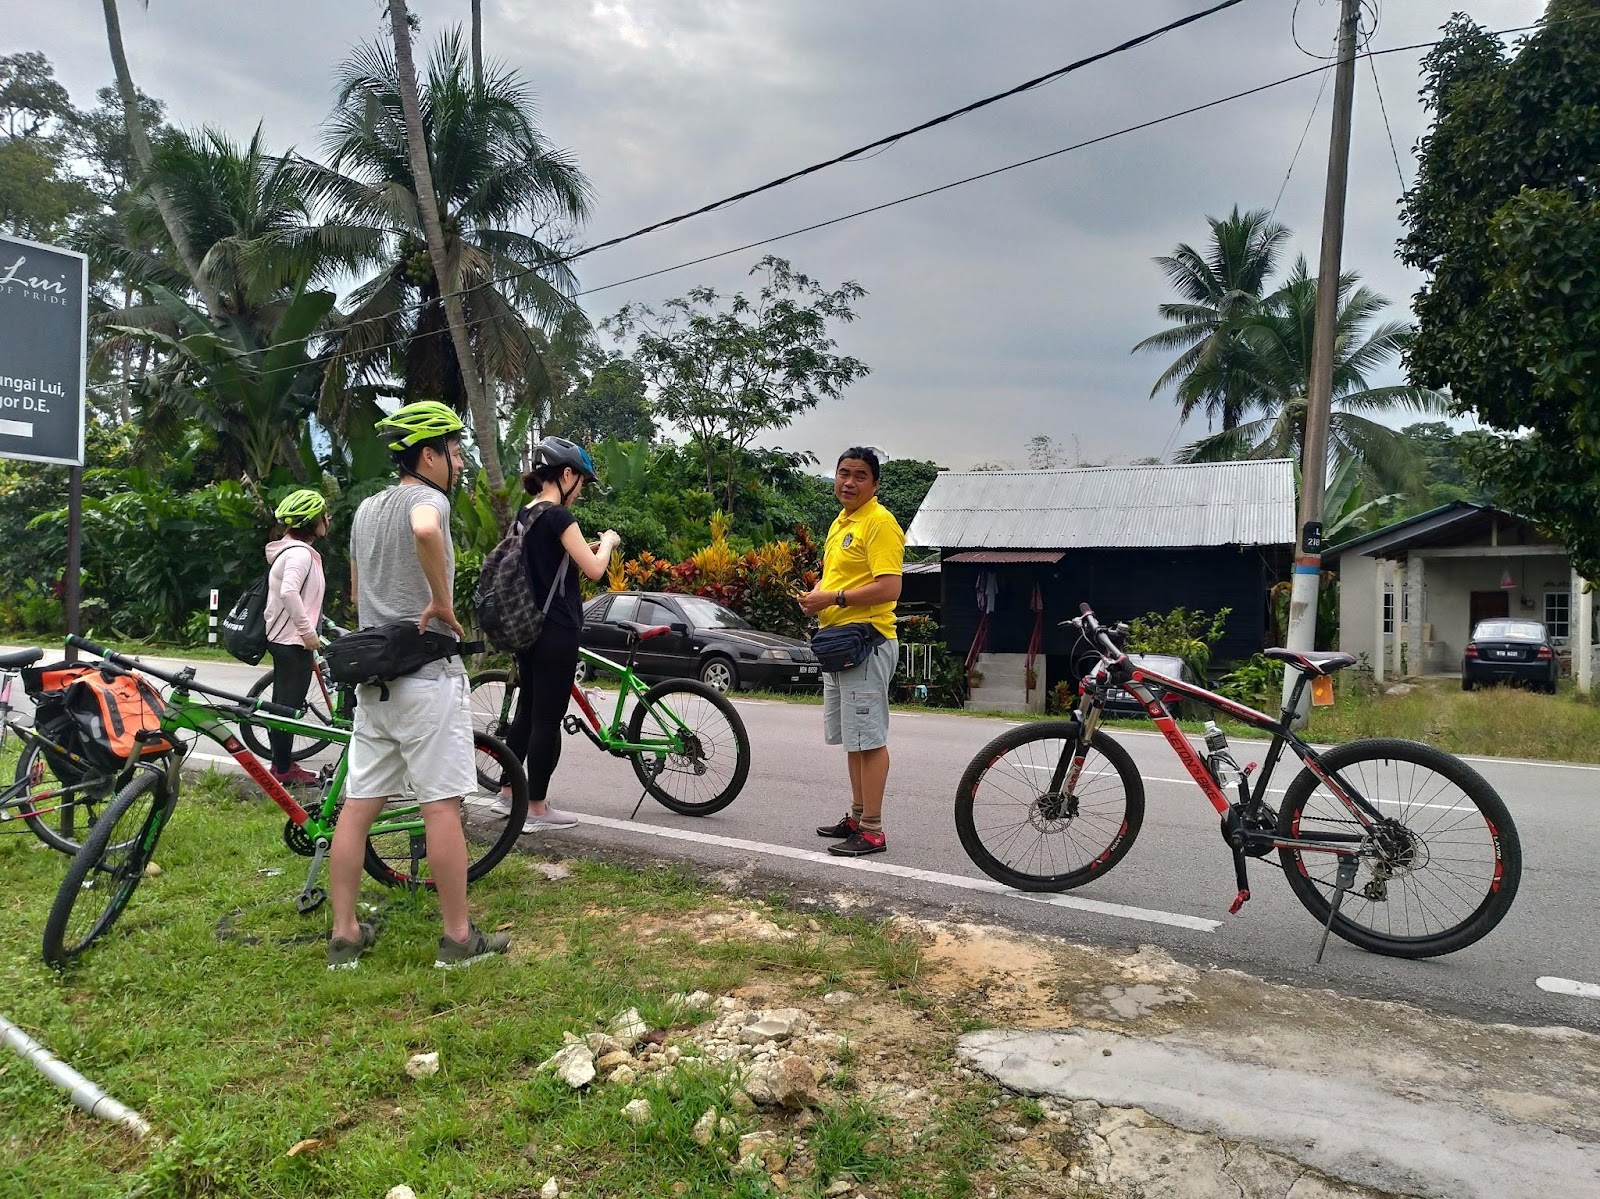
[42,635,528,968]
[468,621,751,816]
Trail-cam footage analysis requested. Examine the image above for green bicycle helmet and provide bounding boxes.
[274,488,328,528]
[375,399,465,451]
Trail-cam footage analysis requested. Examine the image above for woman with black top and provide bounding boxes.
[505,436,620,832]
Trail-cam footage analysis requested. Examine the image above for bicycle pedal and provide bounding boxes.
[1228,888,1250,915]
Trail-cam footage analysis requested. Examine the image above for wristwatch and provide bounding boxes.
[835,590,848,608]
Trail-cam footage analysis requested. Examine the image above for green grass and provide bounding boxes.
[0,772,1061,1199]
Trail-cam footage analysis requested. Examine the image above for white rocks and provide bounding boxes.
[825,1181,854,1196]
[742,1055,820,1109]
[739,1008,806,1044]
[822,991,857,1006]
[692,1107,718,1146]
[540,1177,560,1199]
[670,990,715,1011]
[737,1131,789,1173]
[716,995,748,1013]
[144,862,163,877]
[385,1188,417,1199]
[540,1043,596,1089]
[623,1098,653,1124]
[611,1007,648,1046]
[585,1033,623,1058]
[608,1065,637,1087]
[596,1050,634,1073]
[404,1052,440,1079]
[533,861,571,881]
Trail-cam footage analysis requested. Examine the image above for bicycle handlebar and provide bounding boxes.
[1072,605,1128,662]
[64,634,303,718]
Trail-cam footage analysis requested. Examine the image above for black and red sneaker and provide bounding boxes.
[827,829,886,857]
[816,813,860,839]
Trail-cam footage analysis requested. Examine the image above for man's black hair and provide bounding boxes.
[838,446,881,482]
[394,432,459,474]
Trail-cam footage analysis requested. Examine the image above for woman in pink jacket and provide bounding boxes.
[263,489,330,786]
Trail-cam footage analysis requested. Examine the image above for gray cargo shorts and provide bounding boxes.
[822,637,898,751]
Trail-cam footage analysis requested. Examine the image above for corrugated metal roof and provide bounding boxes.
[907,460,1295,550]
[944,550,1066,564]
[902,561,942,574]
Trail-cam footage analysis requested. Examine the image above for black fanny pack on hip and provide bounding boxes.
[809,622,887,673]
[323,622,484,698]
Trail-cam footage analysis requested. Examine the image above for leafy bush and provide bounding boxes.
[1216,652,1285,708]
[1126,606,1232,677]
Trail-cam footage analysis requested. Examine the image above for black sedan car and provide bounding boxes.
[1099,653,1199,720]
[1462,618,1558,693]
[579,591,822,692]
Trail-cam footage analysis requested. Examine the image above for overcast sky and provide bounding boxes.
[14,0,1546,468]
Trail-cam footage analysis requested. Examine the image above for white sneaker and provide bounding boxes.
[489,797,514,818]
[523,806,579,832]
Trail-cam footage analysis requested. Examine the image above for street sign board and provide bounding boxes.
[0,233,88,467]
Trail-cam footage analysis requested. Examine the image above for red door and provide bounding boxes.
[1468,590,1509,636]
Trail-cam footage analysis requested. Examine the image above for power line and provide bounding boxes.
[1271,33,1336,220]
[564,0,1252,266]
[1367,35,1409,194]
[226,12,1600,385]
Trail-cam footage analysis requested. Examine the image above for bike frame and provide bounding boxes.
[496,644,701,758]
[1073,652,1381,860]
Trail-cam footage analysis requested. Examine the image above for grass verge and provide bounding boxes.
[0,770,1083,1199]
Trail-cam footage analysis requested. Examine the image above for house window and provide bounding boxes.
[1401,590,1410,627]
[1382,589,1394,635]
[1545,591,1571,639]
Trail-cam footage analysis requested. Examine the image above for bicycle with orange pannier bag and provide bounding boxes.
[0,648,171,854]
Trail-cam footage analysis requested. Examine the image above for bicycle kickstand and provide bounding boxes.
[1228,845,1251,916]
[296,837,330,914]
[628,787,649,820]
[1315,854,1361,965]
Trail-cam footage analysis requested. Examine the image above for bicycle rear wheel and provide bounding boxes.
[626,680,750,816]
[1276,738,1522,958]
[42,768,174,967]
[241,670,335,761]
[955,721,1145,891]
[362,732,529,888]
[466,669,515,741]
[12,738,118,855]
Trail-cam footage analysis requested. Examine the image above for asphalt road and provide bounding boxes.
[11,646,1598,1032]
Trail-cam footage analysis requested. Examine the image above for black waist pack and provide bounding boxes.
[323,622,483,697]
[810,623,886,673]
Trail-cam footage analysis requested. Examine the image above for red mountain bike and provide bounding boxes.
[955,604,1522,960]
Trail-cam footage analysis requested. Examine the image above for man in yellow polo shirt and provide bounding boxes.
[799,447,904,856]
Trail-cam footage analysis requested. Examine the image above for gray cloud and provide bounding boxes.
[13,0,1544,466]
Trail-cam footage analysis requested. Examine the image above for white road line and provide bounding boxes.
[1013,763,1470,812]
[1536,976,1600,1001]
[574,812,1220,933]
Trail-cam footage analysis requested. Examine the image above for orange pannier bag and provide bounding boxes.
[24,663,174,771]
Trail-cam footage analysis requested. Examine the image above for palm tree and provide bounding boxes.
[1133,206,1290,432]
[97,126,364,481]
[98,0,221,315]
[303,23,592,495]
[1174,259,1446,491]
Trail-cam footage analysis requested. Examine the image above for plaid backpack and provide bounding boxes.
[472,502,569,653]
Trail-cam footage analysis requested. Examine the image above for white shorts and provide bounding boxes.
[346,673,477,804]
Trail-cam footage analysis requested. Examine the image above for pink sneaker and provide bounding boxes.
[271,764,320,788]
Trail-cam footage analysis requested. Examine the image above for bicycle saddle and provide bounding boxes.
[1264,648,1357,676]
[0,648,43,668]
[616,621,673,642]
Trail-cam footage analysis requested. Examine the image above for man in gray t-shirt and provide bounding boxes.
[348,485,463,679]
[325,400,509,971]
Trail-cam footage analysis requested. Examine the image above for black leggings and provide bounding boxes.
[267,643,315,771]
[507,625,581,807]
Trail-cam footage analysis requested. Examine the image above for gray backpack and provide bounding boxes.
[473,503,569,652]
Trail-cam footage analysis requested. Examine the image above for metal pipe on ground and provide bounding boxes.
[0,1011,153,1139]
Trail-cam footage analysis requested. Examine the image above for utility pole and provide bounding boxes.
[1282,0,1361,723]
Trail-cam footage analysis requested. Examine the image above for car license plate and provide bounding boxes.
[1494,650,1517,659]
[801,665,818,674]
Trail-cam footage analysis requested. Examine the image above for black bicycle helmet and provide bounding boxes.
[532,436,598,482]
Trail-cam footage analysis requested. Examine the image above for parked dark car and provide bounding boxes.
[1100,653,1198,720]
[1462,618,1558,693]
[579,591,822,692]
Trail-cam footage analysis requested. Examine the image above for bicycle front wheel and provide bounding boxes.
[362,732,529,888]
[626,680,750,816]
[42,767,174,967]
[955,721,1145,891]
[241,670,335,761]
[12,739,117,855]
[1276,738,1522,958]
